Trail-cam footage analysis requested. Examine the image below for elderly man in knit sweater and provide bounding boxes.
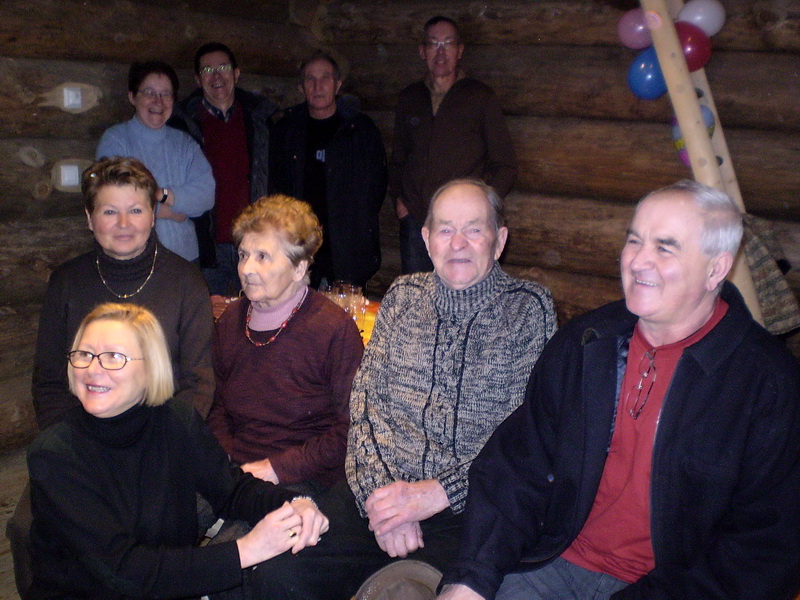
[250,179,557,600]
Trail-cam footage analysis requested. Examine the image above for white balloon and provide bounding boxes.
[678,0,726,36]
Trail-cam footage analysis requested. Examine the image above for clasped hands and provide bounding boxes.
[237,497,329,569]
[364,479,449,559]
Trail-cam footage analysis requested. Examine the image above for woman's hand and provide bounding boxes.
[241,458,280,484]
[236,502,301,568]
[288,497,329,555]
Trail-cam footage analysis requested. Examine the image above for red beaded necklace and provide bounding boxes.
[244,287,307,347]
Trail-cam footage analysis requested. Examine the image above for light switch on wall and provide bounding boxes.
[59,164,81,187]
[63,86,83,110]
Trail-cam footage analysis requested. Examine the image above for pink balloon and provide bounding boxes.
[675,21,712,71]
[618,8,652,49]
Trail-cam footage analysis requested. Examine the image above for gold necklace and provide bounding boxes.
[95,246,158,299]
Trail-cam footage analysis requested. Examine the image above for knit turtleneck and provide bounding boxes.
[72,401,151,448]
[248,284,308,331]
[434,262,501,318]
[131,115,168,140]
[94,231,158,294]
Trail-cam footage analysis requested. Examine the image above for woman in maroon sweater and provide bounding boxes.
[209,195,364,495]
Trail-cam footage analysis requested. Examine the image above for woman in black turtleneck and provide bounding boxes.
[28,303,328,600]
[31,156,214,429]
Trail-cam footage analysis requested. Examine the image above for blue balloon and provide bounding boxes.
[627,46,667,100]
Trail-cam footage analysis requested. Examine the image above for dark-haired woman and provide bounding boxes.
[96,60,214,262]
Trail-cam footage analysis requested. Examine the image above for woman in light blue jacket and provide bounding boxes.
[97,60,215,262]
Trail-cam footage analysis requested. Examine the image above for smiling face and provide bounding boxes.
[621,192,732,346]
[300,58,342,120]
[71,319,147,419]
[128,73,174,130]
[419,20,464,80]
[238,229,308,308]
[87,184,155,260]
[196,50,239,112]
[422,183,508,291]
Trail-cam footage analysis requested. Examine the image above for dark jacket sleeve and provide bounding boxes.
[174,267,215,418]
[208,306,237,456]
[387,89,412,203]
[31,267,79,430]
[479,88,517,198]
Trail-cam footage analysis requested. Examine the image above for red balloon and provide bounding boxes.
[675,21,712,71]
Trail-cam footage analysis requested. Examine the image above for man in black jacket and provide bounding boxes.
[269,51,387,289]
[170,42,277,294]
[439,180,800,600]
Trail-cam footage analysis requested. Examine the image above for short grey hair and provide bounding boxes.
[639,180,742,257]
[425,178,505,232]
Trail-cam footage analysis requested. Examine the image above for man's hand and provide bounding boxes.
[437,584,485,600]
[241,458,280,484]
[374,521,424,558]
[365,479,450,536]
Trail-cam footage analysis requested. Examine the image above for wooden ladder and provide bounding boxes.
[639,0,764,324]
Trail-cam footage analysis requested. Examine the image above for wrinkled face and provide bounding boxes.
[422,183,507,291]
[72,320,147,419]
[238,230,308,307]
[419,21,464,79]
[128,73,174,130]
[621,192,727,340]
[87,185,154,260]
[196,50,239,110]
[300,58,342,119]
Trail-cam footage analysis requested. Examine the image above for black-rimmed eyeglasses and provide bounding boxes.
[68,350,144,371]
[626,350,656,420]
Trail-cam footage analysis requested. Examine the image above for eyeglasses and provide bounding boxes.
[138,88,173,100]
[424,39,459,51]
[625,350,656,420]
[199,64,233,76]
[68,350,144,371]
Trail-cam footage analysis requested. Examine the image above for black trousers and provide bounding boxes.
[247,479,464,600]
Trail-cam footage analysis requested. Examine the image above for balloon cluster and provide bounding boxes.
[620,0,725,100]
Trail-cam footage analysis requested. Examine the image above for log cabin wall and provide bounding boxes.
[0,0,798,448]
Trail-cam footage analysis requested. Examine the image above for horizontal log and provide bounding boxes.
[338,45,800,130]
[0,139,94,220]
[0,371,37,449]
[0,0,315,76]
[0,57,298,139]
[314,0,800,52]
[131,0,290,22]
[367,110,800,219]
[0,216,91,305]
[503,265,623,325]
[0,304,39,381]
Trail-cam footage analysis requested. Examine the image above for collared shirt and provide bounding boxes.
[202,97,236,122]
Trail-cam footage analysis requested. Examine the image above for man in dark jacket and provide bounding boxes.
[439,180,800,600]
[390,16,517,275]
[170,42,277,294]
[269,51,387,289]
